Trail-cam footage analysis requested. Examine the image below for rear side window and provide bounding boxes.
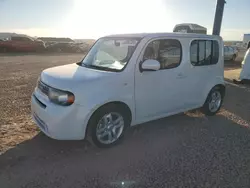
[229,47,234,53]
[190,40,219,66]
[12,36,32,41]
[224,46,228,52]
[143,39,182,69]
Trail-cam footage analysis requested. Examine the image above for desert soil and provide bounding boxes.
[1,53,250,187]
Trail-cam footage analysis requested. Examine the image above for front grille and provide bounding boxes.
[38,81,49,96]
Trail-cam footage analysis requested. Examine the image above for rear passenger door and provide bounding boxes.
[189,39,220,105]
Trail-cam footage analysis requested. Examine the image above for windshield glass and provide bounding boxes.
[81,38,140,71]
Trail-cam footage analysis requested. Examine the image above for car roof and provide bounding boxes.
[104,32,221,40]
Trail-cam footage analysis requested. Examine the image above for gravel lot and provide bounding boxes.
[1,53,250,187]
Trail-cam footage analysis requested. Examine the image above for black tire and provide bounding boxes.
[201,87,223,116]
[87,104,130,148]
[232,54,236,61]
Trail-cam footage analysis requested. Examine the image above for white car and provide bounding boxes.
[224,46,237,61]
[240,49,250,80]
[31,33,225,147]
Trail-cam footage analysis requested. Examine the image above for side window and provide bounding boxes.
[229,47,234,53]
[11,37,20,41]
[143,40,160,61]
[205,41,212,64]
[190,40,198,63]
[198,41,205,64]
[212,41,219,64]
[23,37,32,41]
[143,39,182,69]
[190,40,219,66]
[11,36,32,42]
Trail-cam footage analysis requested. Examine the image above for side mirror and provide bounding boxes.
[140,59,161,72]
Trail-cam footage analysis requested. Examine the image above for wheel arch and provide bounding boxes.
[85,101,133,138]
[214,84,226,98]
[203,84,225,104]
[202,80,225,104]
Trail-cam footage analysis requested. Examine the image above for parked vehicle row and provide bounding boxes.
[45,42,90,53]
[0,34,239,62]
[0,36,45,52]
[31,32,225,148]
[0,35,92,53]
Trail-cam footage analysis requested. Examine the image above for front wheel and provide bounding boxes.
[87,104,129,148]
[201,88,223,116]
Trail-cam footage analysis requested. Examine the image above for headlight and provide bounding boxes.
[48,87,75,106]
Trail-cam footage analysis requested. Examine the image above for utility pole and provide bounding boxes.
[212,0,226,35]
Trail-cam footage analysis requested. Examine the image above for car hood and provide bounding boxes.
[41,63,115,91]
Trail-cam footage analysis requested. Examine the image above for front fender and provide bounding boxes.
[81,98,135,137]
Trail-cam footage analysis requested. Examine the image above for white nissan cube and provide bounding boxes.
[31,33,225,147]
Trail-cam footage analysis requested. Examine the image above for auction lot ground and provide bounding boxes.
[1,53,250,187]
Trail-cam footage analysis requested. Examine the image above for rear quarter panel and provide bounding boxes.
[202,38,224,104]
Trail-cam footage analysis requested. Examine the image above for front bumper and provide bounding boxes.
[31,88,90,140]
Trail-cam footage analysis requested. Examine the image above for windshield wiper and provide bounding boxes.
[80,63,119,72]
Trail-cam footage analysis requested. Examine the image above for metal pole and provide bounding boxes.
[212,0,226,35]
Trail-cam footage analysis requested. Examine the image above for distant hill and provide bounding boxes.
[0,32,28,40]
[0,33,95,45]
[74,39,95,44]
[38,37,74,43]
[224,41,243,46]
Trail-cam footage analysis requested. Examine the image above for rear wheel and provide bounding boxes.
[87,104,130,148]
[201,87,223,116]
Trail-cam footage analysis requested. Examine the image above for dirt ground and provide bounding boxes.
[0,54,83,154]
[1,52,250,187]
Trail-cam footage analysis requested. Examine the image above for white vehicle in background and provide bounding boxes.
[243,34,250,49]
[231,46,239,56]
[224,46,237,61]
[173,23,207,34]
[233,49,250,84]
[240,49,250,79]
[31,33,225,148]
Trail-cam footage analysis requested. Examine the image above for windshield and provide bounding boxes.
[81,38,140,71]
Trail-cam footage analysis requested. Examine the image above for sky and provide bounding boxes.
[0,0,249,40]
